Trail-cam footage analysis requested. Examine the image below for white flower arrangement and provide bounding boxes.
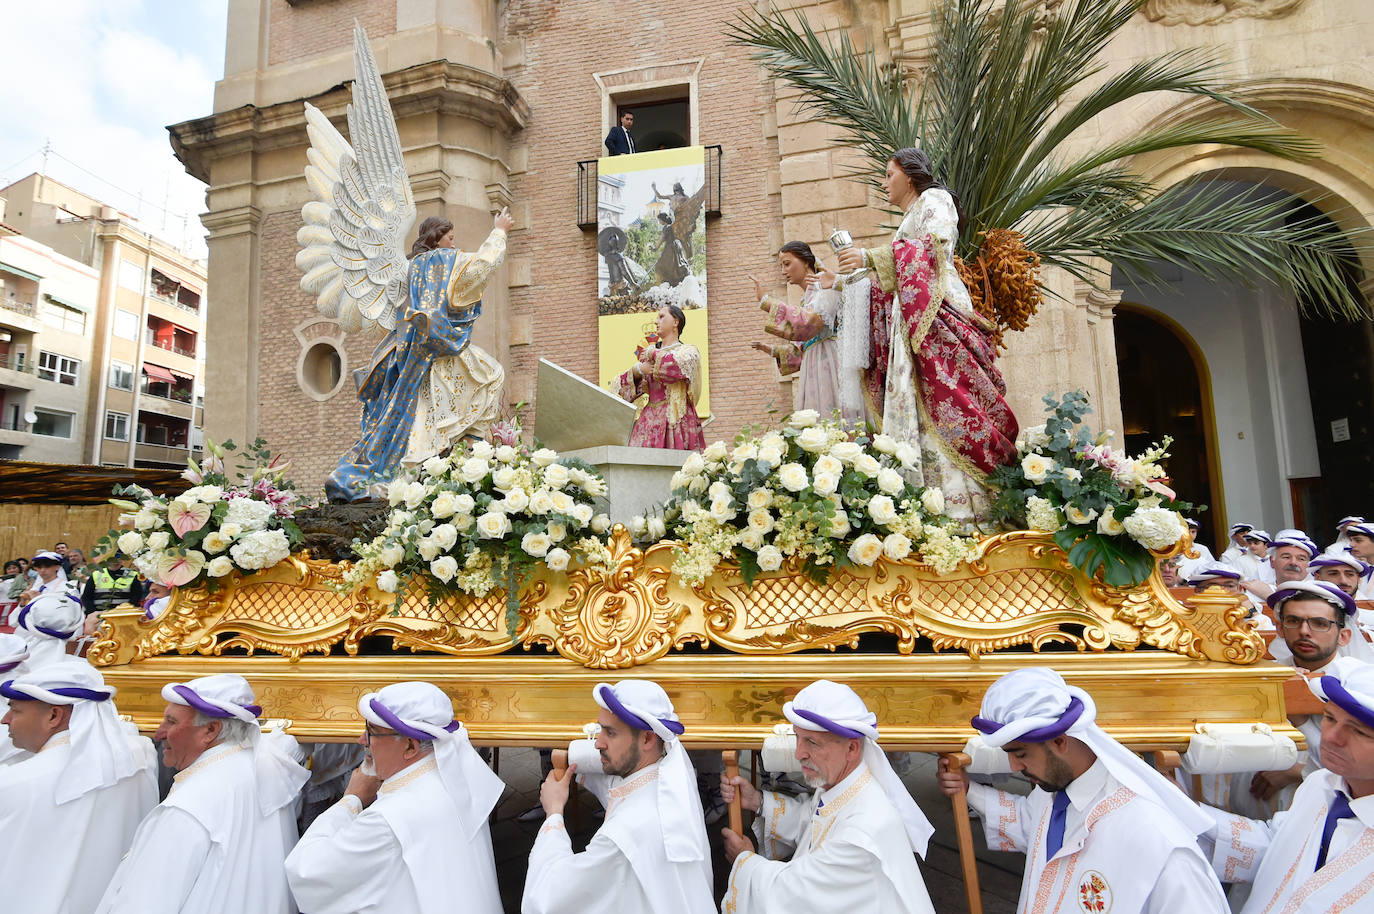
[346,442,613,622]
[990,392,1200,587]
[632,415,977,585]
[98,438,302,590]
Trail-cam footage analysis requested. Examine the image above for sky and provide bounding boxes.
[0,1,228,259]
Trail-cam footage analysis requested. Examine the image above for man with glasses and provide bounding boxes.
[285,681,504,914]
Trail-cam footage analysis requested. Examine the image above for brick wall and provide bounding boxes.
[268,0,397,68]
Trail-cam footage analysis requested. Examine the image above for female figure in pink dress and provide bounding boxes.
[751,241,869,428]
[616,304,706,450]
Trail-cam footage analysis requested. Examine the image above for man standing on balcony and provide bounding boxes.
[605,110,636,156]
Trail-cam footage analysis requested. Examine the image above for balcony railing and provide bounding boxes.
[0,354,33,374]
[151,289,201,315]
[1,297,36,317]
[144,331,197,359]
[577,144,723,231]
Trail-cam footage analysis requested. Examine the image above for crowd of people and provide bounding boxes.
[1,573,1371,912]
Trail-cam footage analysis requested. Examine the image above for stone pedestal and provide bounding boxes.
[562,445,688,524]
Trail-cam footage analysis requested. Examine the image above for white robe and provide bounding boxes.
[523,759,716,914]
[96,742,298,914]
[968,760,1229,914]
[0,729,158,914]
[285,755,502,914]
[722,761,936,914]
[1205,769,1374,913]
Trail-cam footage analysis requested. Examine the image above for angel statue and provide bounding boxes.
[295,25,514,502]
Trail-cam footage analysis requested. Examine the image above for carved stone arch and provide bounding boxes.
[1127,80,1374,288]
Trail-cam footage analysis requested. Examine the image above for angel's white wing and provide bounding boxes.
[296,23,416,333]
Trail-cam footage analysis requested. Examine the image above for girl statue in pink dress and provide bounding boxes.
[615,304,706,450]
[750,241,870,428]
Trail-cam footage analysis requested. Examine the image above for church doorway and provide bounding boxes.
[1114,306,1223,550]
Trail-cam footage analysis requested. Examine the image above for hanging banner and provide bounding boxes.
[595,146,709,418]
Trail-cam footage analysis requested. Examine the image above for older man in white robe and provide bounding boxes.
[719,679,936,914]
[0,633,32,764]
[938,667,1229,914]
[285,681,505,914]
[523,679,715,914]
[96,673,308,914]
[0,662,157,914]
[1203,658,1374,911]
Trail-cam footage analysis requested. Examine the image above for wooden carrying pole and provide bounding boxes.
[722,749,744,834]
[551,749,569,779]
[942,752,983,914]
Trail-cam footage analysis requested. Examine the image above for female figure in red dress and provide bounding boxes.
[616,304,705,451]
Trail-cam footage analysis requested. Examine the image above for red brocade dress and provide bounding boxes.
[848,188,1018,526]
[615,341,706,451]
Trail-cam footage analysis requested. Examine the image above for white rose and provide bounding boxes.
[418,538,441,562]
[491,467,518,492]
[812,472,839,497]
[747,488,774,510]
[521,532,552,557]
[377,570,400,593]
[202,531,231,554]
[853,454,881,478]
[494,445,517,464]
[117,531,145,555]
[756,445,785,468]
[1064,504,1098,525]
[703,441,728,461]
[422,455,448,478]
[546,521,567,543]
[572,503,594,526]
[206,556,234,578]
[866,494,898,526]
[877,468,905,495]
[551,491,575,514]
[545,547,571,572]
[709,497,736,523]
[847,533,884,566]
[828,510,851,538]
[387,479,408,507]
[738,529,764,551]
[454,514,473,533]
[814,455,843,478]
[133,509,159,531]
[186,484,224,502]
[883,532,912,561]
[470,441,494,459]
[787,409,819,428]
[732,442,759,463]
[503,489,530,513]
[591,514,611,534]
[829,441,863,464]
[431,491,458,519]
[528,489,555,515]
[895,443,919,469]
[1063,467,1082,482]
[1097,511,1125,536]
[476,511,512,539]
[688,476,708,495]
[778,463,809,492]
[583,476,608,498]
[871,434,898,455]
[747,508,775,533]
[681,453,705,476]
[670,471,688,491]
[756,545,783,572]
[1021,453,1055,484]
[531,447,558,467]
[797,426,828,452]
[430,556,458,583]
[708,480,732,501]
[647,516,667,541]
[454,494,476,517]
[458,458,489,484]
[147,531,170,551]
[543,463,571,489]
[401,481,427,509]
[920,487,945,516]
[432,524,458,551]
[219,523,243,540]
[630,516,649,538]
[379,543,405,567]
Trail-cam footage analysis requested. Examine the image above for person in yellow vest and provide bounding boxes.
[81,554,143,617]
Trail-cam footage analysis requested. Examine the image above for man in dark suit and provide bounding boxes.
[604,111,636,156]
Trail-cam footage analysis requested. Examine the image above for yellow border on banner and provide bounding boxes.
[598,146,705,176]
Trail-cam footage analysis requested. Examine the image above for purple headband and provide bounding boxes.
[368,698,461,741]
[16,605,77,641]
[1266,583,1357,617]
[596,685,686,736]
[171,684,261,719]
[0,680,111,702]
[971,696,1086,743]
[1319,676,1374,730]
[790,707,866,740]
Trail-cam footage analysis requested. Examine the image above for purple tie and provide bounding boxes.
[1315,792,1356,870]
[1045,790,1071,861]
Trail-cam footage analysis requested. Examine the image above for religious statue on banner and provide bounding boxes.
[615,305,706,450]
[294,25,512,502]
[833,148,1018,527]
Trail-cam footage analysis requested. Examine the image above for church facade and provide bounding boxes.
[170,0,1374,550]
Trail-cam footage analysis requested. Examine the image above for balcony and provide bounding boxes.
[577,144,723,231]
[150,289,202,318]
[0,296,42,334]
[134,441,191,466]
[0,353,37,391]
[145,330,197,360]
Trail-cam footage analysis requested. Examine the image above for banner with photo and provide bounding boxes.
[596,146,709,418]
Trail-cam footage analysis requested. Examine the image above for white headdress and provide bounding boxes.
[359,681,505,839]
[162,673,308,815]
[593,680,709,864]
[783,679,935,857]
[971,668,1211,837]
[0,632,29,673]
[1308,657,1374,732]
[2,660,140,804]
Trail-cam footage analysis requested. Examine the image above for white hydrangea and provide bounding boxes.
[1122,507,1186,550]
[224,497,276,532]
[1026,496,1062,533]
[229,528,291,571]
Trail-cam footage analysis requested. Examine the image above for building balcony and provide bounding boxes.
[0,354,37,390]
[0,298,43,334]
[137,392,195,420]
[134,441,192,464]
[577,144,723,231]
[144,333,198,360]
[0,426,33,448]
